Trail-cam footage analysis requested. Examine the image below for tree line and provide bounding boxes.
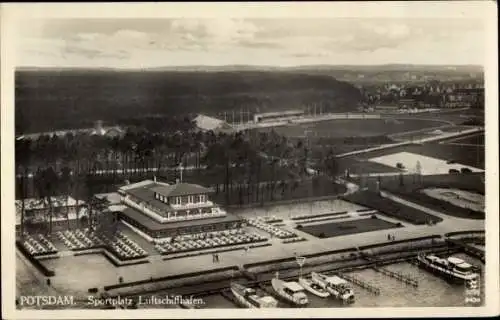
[16,115,341,235]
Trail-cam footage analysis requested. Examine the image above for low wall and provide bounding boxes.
[16,241,55,277]
[162,242,272,261]
[103,266,240,296]
[445,230,485,238]
[359,235,442,251]
[244,247,358,275]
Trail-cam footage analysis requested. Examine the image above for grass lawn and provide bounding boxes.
[342,191,443,225]
[298,217,401,238]
[254,118,444,139]
[371,174,485,220]
[440,133,485,145]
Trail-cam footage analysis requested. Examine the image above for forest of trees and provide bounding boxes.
[16,115,342,235]
[15,70,362,134]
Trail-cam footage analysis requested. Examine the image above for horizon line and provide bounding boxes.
[15,63,485,71]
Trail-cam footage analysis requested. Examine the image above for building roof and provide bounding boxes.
[447,257,466,265]
[255,110,304,117]
[95,192,122,205]
[325,276,348,286]
[151,183,213,198]
[283,281,304,292]
[119,180,156,191]
[124,184,174,216]
[119,207,241,231]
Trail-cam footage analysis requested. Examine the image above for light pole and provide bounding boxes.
[296,255,306,279]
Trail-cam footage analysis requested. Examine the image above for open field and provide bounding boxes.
[370,174,485,220]
[367,151,483,175]
[422,188,484,213]
[338,136,485,175]
[253,118,445,139]
[342,191,443,225]
[440,133,485,146]
[389,125,477,142]
[298,217,401,238]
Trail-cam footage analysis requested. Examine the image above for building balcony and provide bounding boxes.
[170,201,214,210]
[122,196,226,224]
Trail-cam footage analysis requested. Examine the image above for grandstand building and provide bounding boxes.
[113,179,242,239]
[253,110,305,123]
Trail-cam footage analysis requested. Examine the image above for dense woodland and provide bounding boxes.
[15,70,362,134]
[16,115,343,234]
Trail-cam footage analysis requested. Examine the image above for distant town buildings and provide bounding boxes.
[360,80,484,110]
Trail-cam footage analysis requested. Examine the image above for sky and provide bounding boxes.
[15,17,486,68]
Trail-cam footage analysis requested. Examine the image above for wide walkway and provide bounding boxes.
[32,203,482,296]
[17,180,484,297]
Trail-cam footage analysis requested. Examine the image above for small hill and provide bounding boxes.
[15,70,362,134]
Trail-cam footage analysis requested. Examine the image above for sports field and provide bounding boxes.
[254,118,445,139]
[299,217,401,238]
[440,133,485,146]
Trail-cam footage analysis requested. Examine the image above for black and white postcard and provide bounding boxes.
[1,2,498,319]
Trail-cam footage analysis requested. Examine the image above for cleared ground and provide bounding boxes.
[367,152,483,175]
[338,134,485,175]
[299,217,401,238]
[421,188,484,213]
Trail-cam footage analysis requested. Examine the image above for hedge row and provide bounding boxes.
[342,192,443,225]
[159,238,267,256]
[291,211,348,221]
[296,215,350,226]
[162,243,272,261]
[16,241,55,277]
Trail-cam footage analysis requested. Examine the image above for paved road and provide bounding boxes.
[32,189,483,295]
